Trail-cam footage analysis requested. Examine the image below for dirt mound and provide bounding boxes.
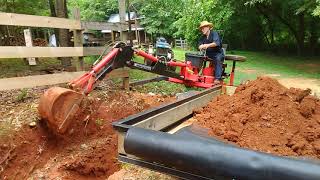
[62,135,119,177]
[195,77,320,159]
[0,89,175,179]
[0,122,62,179]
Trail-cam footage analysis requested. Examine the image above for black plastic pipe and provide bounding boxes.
[124,127,320,180]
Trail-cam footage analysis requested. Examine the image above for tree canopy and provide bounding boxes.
[174,0,234,47]
[0,0,49,15]
[130,0,319,55]
[68,0,118,21]
[132,0,183,40]
[314,0,320,16]
[0,0,319,55]
[239,0,320,55]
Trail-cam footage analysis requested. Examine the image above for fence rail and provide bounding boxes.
[0,12,81,29]
[81,21,127,31]
[0,12,127,31]
[175,38,188,49]
[0,46,111,58]
[0,10,130,89]
[0,11,127,59]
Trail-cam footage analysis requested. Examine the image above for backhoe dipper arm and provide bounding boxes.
[130,49,183,80]
[68,43,182,95]
[38,43,191,135]
[69,47,122,94]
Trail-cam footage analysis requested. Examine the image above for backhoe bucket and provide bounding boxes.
[38,87,84,134]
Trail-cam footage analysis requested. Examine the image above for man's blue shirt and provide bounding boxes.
[198,31,224,59]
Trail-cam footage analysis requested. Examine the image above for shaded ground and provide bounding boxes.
[195,77,320,159]
[0,81,176,180]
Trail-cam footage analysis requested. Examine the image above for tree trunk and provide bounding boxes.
[48,0,60,45]
[255,6,274,49]
[309,17,318,56]
[55,0,72,67]
[259,4,305,56]
[297,13,305,56]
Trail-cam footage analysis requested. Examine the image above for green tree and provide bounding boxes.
[242,0,319,55]
[0,0,49,46]
[222,0,267,50]
[55,0,72,67]
[314,0,320,16]
[68,0,118,21]
[0,0,49,15]
[131,0,183,41]
[175,0,234,48]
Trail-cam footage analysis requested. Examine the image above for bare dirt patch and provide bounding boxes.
[295,63,320,73]
[108,165,176,180]
[278,77,320,97]
[238,69,257,74]
[0,82,175,180]
[195,77,320,159]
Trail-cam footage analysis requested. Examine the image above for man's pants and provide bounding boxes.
[210,54,224,80]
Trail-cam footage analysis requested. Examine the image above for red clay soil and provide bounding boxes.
[195,77,320,159]
[0,90,174,180]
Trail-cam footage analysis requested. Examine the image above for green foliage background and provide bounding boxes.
[0,0,319,55]
[68,0,118,20]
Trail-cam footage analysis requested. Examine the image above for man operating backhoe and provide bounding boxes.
[198,21,224,85]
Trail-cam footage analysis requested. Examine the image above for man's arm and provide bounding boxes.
[203,42,217,49]
[201,31,221,49]
[199,40,214,50]
[211,31,221,47]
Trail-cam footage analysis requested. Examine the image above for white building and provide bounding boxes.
[101,12,150,44]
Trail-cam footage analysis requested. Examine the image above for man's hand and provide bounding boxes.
[199,43,217,50]
[199,44,208,50]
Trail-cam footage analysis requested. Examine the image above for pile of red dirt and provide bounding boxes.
[195,77,320,159]
[0,90,175,180]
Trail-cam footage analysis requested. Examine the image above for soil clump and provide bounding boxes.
[195,77,320,159]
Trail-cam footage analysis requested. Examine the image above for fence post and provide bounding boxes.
[118,0,126,42]
[122,73,130,90]
[72,8,84,71]
[118,0,130,90]
[111,31,115,42]
[23,28,37,65]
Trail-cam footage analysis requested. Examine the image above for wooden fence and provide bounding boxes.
[0,10,130,89]
[175,38,188,49]
[0,11,127,58]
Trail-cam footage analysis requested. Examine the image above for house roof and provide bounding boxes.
[107,12,143,23]
[101,30,113,33]
[102,12,145,33]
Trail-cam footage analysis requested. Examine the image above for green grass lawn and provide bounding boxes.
[0,58,62,78]
[225,50,320,85]
[0,56,100,78]
[0,49,319,93]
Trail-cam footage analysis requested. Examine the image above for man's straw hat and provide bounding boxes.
[199,21,213,29]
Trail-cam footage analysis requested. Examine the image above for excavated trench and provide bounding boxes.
[0,88,175,179]
[1,77,320,179]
